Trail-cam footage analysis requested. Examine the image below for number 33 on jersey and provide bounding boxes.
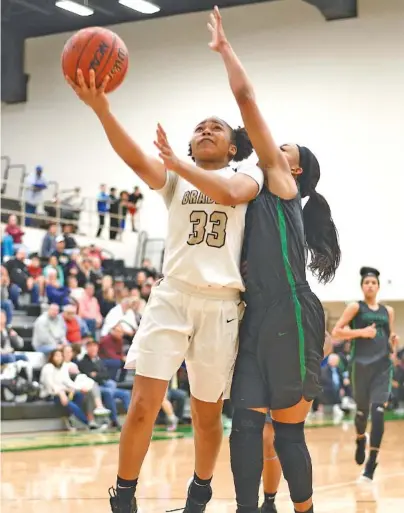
[156,165,264,290]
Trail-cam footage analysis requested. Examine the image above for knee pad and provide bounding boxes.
[354,409,369,435]
[370,403,385,449]
[231,408,266,435]
[272,420,312,504]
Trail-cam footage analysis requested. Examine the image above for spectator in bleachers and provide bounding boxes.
[140,277,155,302]
[135,270,147,288]
[391,350,404,410]
[98,284,116,318]
[62,224,78,252]
[78,339,130,431]
[32,304,67,354]
[67,275,84,301]
[78,257,98,289]
[88,244,104,261]
[141,257,157,279]
[320,353,344,420]
[24,166,48,226]
[90,257,103,291]
[0,310,28,364]
[113,277,128,304]
[96,184,110,238]
[61,304,90,345]
[45,268,71,307]
[0,267,14,326]
[5,249,40,308]
[40,223,58,258]
[43,255,65,286]
[128,186,143,232]
[5,215,24,249]
[52,235,71,269]
[78,283,102,337]
[1,228,14,261]
[108,187,120,240]
[129,287,145,320]
[27,255,46,299]
[40,349,89,431]
[99,324,126,381]
[100,297,138,339]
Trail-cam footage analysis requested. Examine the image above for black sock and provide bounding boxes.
[188,472,212,503]
[230,409,266,513]
[264,492,276,504]
[368,449,378,466]
[116,476,138,503]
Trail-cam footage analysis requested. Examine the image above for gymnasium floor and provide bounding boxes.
[1,420,404,513]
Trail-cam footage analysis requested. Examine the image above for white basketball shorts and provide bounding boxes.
[125,277,244,403]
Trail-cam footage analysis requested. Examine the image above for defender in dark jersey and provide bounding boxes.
[208,8,341,513]
[332,267,398,481]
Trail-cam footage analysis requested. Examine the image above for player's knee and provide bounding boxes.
[231,408,266,436]
[263,422,276,458]
[191,402,222,434]
[355,409,369,433]
[272,420,312,504]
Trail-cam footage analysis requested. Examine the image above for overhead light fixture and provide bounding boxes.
[55,1,94,16]
[118,0,160,15]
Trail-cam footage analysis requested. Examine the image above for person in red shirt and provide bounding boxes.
[5,215,24,245]
[99,324,126,381]
[27,256,45,298]
[62,304,91,344]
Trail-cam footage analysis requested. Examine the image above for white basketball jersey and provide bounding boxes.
[157,164,264,291]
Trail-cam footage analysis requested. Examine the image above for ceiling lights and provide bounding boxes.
[55,1,94,16]
[118,0,161,15]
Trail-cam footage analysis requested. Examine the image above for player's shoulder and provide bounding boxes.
[347,301,361,313]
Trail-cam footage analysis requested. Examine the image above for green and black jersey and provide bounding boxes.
[349,301,391,365]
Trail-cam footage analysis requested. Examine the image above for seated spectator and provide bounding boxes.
[141,258,157,278]
[62,344,110,425]
[0,266,14,326]
[5,215,24,249]
[5,249,40,307]
[27,255,46,299]
[45,268,70,307]
[32,304,67,354]
[113,277,128,303]
[40,349,89,431]
[78,257,98,288]
[101,297,138,339]
[140,277,155,302]
[1,228,15,261]
[40,223,58,258]
[62,304,90,344]
[90,257,104,291]
[52,236,70,270]
[167,378,187,426]
[135,270,147,288]
[320,353,344,420]
[0,310,28,364]
[98,285,116,318]
[62,224,78,253]
[99,324,126,381]
[43,255,65,285]
[78,283,102,337]
[68,275,84,301]
[88,244,103,261]
[130,287,146,318]
[78,339,130,430]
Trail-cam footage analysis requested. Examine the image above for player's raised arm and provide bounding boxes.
[208,7,297,200]
[66,69,166,190]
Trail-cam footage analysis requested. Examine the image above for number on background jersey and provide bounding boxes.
[188,210,228,248]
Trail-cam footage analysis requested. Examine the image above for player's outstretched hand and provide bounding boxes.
[208,6,229,52]
[65,69,110,117]
[154,124,181,171]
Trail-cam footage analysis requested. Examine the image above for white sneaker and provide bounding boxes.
[94,407,111,416]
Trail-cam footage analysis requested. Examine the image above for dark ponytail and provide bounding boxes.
[188,122,253,162]
[297,145,341,284]
[302,191,341,284]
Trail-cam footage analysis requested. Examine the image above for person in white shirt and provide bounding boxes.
[24,166,47,226]
[101,297,138,338]
[67,69,264,513]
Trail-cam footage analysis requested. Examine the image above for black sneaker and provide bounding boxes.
[260,501,277,513]
[109,487,137,513]
[355,436,367,465]
[362,461,378,481]
[172,482,212,513]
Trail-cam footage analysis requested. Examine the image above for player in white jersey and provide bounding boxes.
[66,69,264,513]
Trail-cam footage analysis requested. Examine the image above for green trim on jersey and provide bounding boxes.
[276,198,306,381]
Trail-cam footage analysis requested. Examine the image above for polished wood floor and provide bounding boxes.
[1,422,404,513]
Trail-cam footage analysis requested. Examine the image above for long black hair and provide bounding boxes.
[297,146,341,284]
[188,123,253,163]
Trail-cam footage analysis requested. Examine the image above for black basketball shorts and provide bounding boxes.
[350,357,393,410]
[231,291,325,411]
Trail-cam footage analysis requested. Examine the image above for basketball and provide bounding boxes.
[62,27,129,93]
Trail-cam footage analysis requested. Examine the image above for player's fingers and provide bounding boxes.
[157,123,168,139]
[214,5,222,21]
[207,22,215,34]
[89,69,96,92]
[65,76,80,94]
[209,13,217,28]
[77,69,88,91]
[99,75,110,94]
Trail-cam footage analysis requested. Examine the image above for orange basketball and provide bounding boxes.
[62,27,129,93]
